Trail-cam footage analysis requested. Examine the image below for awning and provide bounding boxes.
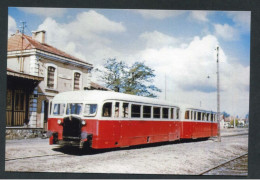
[7,68,44,81]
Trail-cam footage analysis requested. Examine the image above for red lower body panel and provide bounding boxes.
[181,121,218,139]
[91,120,181,149]
[48,118,181,149]
[48,118,218,149]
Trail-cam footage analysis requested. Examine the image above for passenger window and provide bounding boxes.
[163,108,169,119]
[122,103,129,118]
[198,112,201,120]
[171,108,174,119]
[84,104,97,116]
[211,113,214,121]
[191,111,193,120]
[131,104,141,118]
[53,103,65,116]
[202,113,205,121]
[114,102,120,118]
[176,108,180,119]
[206,113,209,121]
[153,107,161,118]
[143,106,151,118]
[194,111,197,120]
[102,102,112,117]
[185,110,190,119]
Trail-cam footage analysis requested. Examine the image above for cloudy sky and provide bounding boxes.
[8,7,250,118]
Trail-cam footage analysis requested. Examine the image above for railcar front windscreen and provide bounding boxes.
[53,103,66,116]
[83,104,97,116]
[66,103,83,115]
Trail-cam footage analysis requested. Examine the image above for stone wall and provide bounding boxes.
[6,129,46,140]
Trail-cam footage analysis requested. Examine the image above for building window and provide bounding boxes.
[14,90,25,111]
[47,66,55,89]
[74,72,81,90]
[6,89,12,110]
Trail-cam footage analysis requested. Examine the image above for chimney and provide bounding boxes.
[32,30,46,43]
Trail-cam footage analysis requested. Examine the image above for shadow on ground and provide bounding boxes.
[52,137,210,156]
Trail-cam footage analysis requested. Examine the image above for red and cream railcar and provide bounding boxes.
[47,90,218,149]
[181,108,218,139]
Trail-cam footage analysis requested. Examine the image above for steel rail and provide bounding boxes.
[5,153,65,161]
[221,133,248,138]
[198,152,248,175]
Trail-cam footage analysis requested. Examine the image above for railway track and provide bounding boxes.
[5,153,66,161]
[221,133,248,138]
[5,133,248,162]
[199,153,248,175]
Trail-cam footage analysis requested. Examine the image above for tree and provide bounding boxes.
[97,58,127,92]
[98,58,161,97]
[124,62,161,97]
[222,111,230,118]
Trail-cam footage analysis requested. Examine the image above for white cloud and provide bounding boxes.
[18,7,67,17]
[226,11,250,32]
[67,10,125,36]
[135,10,185,19]
[138,34,249,117]
[8,15,17,36]
[34,10,249,117]
[37,10,126,64]
[139,31,178,49]
[214,24,239,41]
[190,11,209,22]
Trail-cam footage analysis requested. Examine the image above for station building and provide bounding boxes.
[6,30,101,133]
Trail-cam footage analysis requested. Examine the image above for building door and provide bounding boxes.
[6,89,28,126]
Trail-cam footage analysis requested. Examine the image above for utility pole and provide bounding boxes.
[216,46,221,142]
[165,74,167,100]
[19,21,26,72]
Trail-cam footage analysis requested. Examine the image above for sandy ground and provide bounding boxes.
[5,128,248,175]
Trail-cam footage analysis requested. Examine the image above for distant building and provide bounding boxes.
[7,30,93,130]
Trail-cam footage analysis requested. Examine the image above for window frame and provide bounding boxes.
[162,107,169,119]
[45,63,58,89]
[72,70,82,91]
[131,104,141,118]
[83,104,98,117]
[143,105,152,119]
[52,103,66,116]
[102,102,113,117]
[153,106,161,119]
[122,102,129,118]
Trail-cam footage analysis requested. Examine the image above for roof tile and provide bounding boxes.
[8,33,92,66]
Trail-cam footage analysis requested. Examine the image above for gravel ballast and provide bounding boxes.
[5,128,248,175]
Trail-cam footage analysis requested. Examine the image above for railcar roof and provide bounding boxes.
[52,90,216,112]
[53,90,179,107]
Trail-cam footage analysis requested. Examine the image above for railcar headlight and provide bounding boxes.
[81,120,86,126]
[57,119,62,125]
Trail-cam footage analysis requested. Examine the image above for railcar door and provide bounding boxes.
[113,101,121,146]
